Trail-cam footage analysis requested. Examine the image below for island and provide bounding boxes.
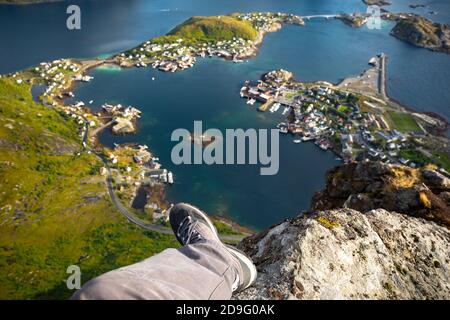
[338,13,369,28]
[410,4,428,9]
[113,13,304,71]
[390,16,450,54]
[362,0,391,6]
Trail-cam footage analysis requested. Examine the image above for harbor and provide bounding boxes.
[10,8,450,231]
[239,58,450,173]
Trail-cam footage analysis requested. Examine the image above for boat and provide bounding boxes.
[167,171,174,184]
[280,126,288,134]
[293,139,302,144]
[302,136,313,142]
[269,103,280,113]
[247,98,256,105]
[272,103,281,113]
[81,75,93,82]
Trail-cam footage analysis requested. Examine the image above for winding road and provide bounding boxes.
[103,160,248,242]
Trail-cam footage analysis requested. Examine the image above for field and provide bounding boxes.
[387,112,421,133]
[399,149,450,172]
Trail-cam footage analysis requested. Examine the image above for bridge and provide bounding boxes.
[302,14,340,20]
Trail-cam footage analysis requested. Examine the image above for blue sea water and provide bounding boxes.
[1,0,449,229]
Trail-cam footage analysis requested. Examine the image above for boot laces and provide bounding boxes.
[177,216,203,244]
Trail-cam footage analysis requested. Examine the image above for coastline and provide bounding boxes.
[339,59,449,131]
[5,10,450,234]
[238,21,283,60]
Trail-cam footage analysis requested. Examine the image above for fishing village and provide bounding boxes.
[2,11,449,227]
[240,55,450,174]
[113,12,306,71]
[3,57,176,224]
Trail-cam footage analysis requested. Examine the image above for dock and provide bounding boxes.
[379,53,387,99]
[258,100,274,112]
[90,119,115,137]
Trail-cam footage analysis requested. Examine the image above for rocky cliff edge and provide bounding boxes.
[235,162,450,299]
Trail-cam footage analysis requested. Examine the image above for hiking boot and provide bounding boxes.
[169,202,220,244]
[168,203,257,292]
[225,244,258,292]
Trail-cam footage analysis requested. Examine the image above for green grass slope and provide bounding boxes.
[168,15,258,42]
[387,111,421,133]
[0,78,179,299]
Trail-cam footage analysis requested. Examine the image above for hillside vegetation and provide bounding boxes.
[391,16,450,53]
[392,17,440,46]
[168,15,258,42]
[0,78,179,299]
[387,112,421,133]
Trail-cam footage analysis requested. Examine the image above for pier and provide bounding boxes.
[379,53,387,99]
[273,97,297,108]
[91,119,115,137]
[258,100,273,112]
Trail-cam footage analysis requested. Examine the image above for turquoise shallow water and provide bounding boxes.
[2,0,450,229]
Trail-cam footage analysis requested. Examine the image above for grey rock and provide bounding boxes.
[235,208,450,300]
